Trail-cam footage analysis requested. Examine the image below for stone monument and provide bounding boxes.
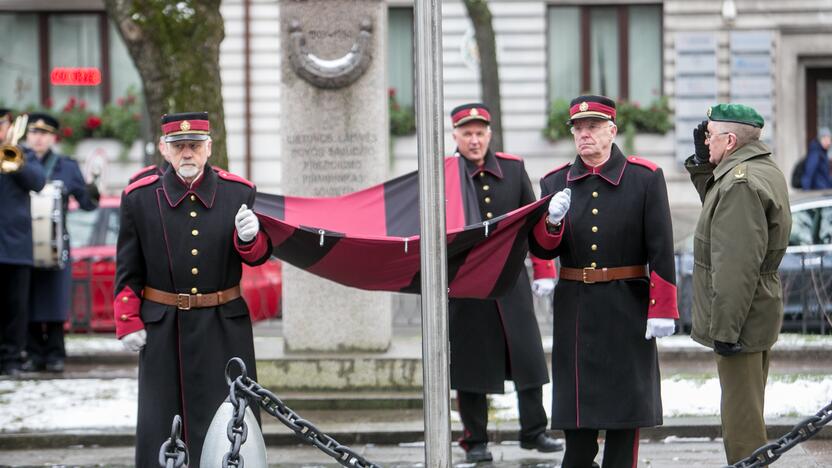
[278,0,391,352]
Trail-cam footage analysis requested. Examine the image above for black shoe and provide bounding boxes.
[465,443,493,463]
[520,432,564,453]
[45,359,64,373]
[21,359,45,372]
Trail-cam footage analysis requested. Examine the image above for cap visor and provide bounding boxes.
[165,133,210,142]
[567,112,613,125]
[454,116,490,127]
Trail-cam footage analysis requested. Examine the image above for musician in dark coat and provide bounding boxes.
[114,112,271,468]
[530,95,678,468]
[0,108,46,376]
[22,113,99,373]
[447,103,562,463]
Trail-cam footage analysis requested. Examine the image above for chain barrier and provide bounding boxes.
[158,414,189,468]
[726,399,832,468]
[223,357,382,468]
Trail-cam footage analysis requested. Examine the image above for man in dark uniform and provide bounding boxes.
[114,112,271,467]
[0,109,46,376]
[23,112,99,373]
[530,95,678,468]
[447,103,562,463]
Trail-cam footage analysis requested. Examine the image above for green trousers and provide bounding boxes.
[716,350,770,464]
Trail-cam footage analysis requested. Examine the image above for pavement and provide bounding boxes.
[1,323,831,467]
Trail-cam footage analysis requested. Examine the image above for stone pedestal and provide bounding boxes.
[279,0,391,352]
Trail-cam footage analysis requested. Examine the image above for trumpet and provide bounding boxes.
[0,114,29,174]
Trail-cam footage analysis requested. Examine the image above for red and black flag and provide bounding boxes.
[254,156,550,299]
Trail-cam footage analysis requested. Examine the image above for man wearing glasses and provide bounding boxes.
[686,104,791,464]
[529,94,679,467]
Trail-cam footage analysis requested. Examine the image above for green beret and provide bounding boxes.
[707,103,764,128]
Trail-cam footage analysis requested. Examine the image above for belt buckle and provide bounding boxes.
[177,293,192,310]
[582,266,596,284]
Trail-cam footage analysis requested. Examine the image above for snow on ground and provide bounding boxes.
[491,375,832,421]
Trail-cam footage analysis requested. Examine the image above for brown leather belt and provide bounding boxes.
[560,265,648,284]
[143,286,242,310]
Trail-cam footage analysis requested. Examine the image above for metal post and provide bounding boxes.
[413,0,451,466]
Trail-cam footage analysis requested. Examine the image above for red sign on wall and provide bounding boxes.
[50,67,102,86]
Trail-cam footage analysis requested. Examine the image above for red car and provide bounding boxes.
[65,196,281,333]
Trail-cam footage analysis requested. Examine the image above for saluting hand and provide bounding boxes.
[235,204,260,243]
[692,120,710,164]
[547,188,571,225]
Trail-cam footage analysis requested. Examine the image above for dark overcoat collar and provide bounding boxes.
[162,164,217,208]
[459,149,504,179]
[567,143,627,186]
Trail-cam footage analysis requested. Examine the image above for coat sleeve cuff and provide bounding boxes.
[531,256,556,279]
[234,230,269,263]
[531,216,564,251]
[114,286,144,339]
[647,271,679,319]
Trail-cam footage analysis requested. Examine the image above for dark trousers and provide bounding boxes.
[562,428,638,468]
[457,386,548,449]
[26,321,66,364]
[0,264,30,368]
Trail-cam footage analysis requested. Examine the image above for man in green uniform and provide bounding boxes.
[685,104,791,464]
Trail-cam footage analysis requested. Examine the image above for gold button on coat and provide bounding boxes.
[190,211,197,218]
[484,197,491,204]
[479,172,485,178]
[191,287,198,294]
[592,191,599,198]
[591,244,597,251]
[483,185,490,191]
[650,299,656,305]
[591,226,598,233]
[121,296,129,303]
[190,195,196,201]
[191,249,198,256]
[192,229,199,236]
[486,212,493,219]
[592,208,599,215]
[191,267,199,275]
[590,262,597,268]
[120,314,128,321]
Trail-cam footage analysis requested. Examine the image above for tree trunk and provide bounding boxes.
[462,0,503,153]
[104,0,228,169]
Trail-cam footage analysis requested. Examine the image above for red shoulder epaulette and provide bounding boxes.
[130,164,158,179]
[215,169,254,188]
[543,161,571,179]
[124,175,159,194]
[495,152,523,161]
[627,156,659,172]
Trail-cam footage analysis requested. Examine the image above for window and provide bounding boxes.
[0,11,141,112]
[790,205,832,246]
[546,4,662,106]
[387,7,414,109]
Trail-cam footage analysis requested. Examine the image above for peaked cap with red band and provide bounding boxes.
[161,111,211,142]
[567,94,616,125]
[451,102,491,128]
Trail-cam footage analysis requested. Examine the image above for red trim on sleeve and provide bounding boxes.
[124,175,159,195]
[532,256,556,279]
[647,271,679,319]
[495,152,522,161]
[532,216,563,251]
[114,286,143,339]
[216,169,255,188]
[627,156,659,172]
[234,230,269,262]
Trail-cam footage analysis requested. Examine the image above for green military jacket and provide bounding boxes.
[685,140,791,352]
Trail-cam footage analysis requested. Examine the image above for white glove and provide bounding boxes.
[532,278,555,297]
[121,329,147,352]
[547,188,571,224]
[235,204,260,243]
[645,318,676,340]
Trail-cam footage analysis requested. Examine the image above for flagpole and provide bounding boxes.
[413,0,451,466]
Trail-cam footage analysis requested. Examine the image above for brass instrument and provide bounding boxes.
[0,114,29,174]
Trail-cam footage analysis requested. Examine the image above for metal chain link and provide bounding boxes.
[223,357,382,468]
[158,415,189,468]
[726,399,832,468]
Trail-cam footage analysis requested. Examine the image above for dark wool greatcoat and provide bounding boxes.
[0,149,45,266]
[449,151,553,393]
[530,144,678,429]
[29,151,98,322]
[114,165,271,468]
